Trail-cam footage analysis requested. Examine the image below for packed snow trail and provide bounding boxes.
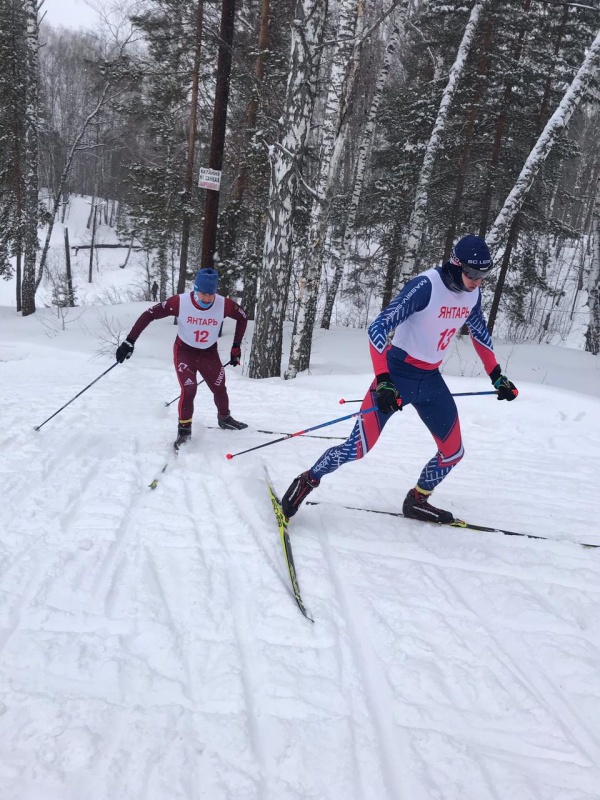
[1,319,600,799]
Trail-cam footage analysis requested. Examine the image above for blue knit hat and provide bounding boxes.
[450,235,492,273]
[194,267,218,294]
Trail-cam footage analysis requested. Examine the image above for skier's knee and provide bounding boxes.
[437,444,464,468]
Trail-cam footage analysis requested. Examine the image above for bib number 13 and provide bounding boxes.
[437,327,456,351]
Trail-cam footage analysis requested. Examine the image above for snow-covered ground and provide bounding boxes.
[2,199,600,799]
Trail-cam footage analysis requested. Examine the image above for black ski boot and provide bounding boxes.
[218,414,248,430]
[281,471,320,519]
[174,421,192,451]
[402,487,454,524]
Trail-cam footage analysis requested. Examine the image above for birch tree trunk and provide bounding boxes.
[486,29,600,333]
[585,175,600,355]
[285,0,363,379]
[20,0,40,317]
[399,0,491,279]
[248,0,329,379]
[486,29,600,256]
[320,20,402,330]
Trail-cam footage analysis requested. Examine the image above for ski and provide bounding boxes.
[256,429,345,441]
[205,425,345,441]
[148,444,185,489]
[148,461,170,490]
[306,502,599,550]
[265,471,314,622]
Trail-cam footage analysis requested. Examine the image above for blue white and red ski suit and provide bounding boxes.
[309,265,499,491]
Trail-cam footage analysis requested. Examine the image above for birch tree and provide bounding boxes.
[285,0,363,378]
[20,0,40,317]
[585,174,600,354]
[320,20,402,329]
[399,0,491,279]
[486,28,600,331]
[248,0,329,379]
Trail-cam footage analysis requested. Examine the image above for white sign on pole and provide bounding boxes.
[198,167,222,191]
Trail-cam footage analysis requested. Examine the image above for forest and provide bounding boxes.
[1,0,599,378]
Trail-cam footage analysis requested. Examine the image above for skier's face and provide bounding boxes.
[196,292,215,303]
[461,270,483,292]
[195,291,216,308]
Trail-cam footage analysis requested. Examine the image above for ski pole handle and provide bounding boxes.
[34,362,119,431]
[225,406,378,460]
[339,390,497,404]
[165,360,232,407]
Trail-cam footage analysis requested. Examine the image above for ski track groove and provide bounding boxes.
[0,448,116,656]
[444,566,600,777]
[92,501,136,612]
[143,544,195,704]
[86,712,127,800]
[0,560,46,657]
[328,532,600,595]
[195,472,268,800]
[1,440,100,541]
[136,466,205,800]
[91,438,171,612]
[317,517,427,800]
[226,469,300,612]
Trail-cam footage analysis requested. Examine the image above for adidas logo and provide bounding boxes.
[184,378,195,386]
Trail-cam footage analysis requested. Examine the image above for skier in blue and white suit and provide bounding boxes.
[281,235,519,524]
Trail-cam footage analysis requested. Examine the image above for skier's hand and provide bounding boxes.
[375,373,402,414]
[116,338,134,363]
[230,342,242,367]
[490,365,518,401]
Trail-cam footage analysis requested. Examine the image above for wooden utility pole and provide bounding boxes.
[64,228,75,306]
[177,0,204,294]
[88,204,97,283]
[200,0,237,269]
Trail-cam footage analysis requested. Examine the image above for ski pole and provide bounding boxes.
[225,406,380,460]
[339,390,497,404]
[34,362,119,431]
[165,360,232,407]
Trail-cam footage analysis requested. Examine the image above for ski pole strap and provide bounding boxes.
[34,362,119,431]
[225,406,378,460]
[339,390,497,404]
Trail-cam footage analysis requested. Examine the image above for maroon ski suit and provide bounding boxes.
[126,293,248,422]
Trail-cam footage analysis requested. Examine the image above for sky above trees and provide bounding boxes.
[42,0,96,30]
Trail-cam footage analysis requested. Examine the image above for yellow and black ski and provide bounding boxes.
[265,471,314,623]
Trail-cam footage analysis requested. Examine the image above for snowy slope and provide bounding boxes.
[2,299,600,800]
[2,194,600,798]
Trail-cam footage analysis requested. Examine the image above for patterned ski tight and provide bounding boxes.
[310,366,464,492]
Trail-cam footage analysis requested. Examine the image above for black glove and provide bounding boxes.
[375,372,402,414]
[489,365,518,401]
[230,342,242,367]
[116,338,134,363]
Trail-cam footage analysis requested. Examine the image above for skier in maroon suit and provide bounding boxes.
[116,267,248,449]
